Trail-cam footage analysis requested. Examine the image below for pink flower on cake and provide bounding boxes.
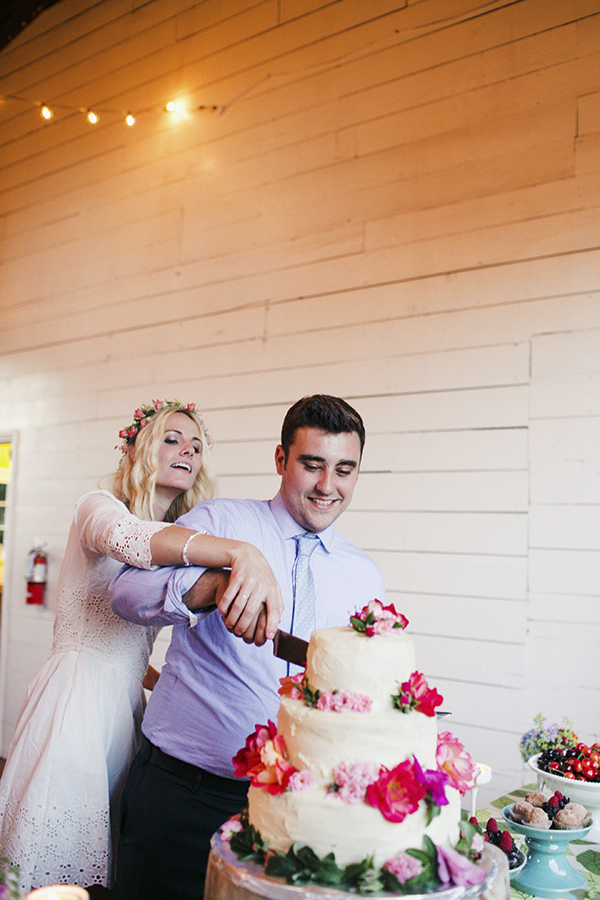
[278,672,305,699]
[366,760,426,822]
[350,599,409,636]
[316,690,372,713]
[330,761,378,804]
[436,731,476,794]
[288,770,313,792]
[437,845,486,888]
[232,721,277,779]
[393,671,444,718]
[220,815,243,842]
[384,853,424,882]
[232,721,296,794]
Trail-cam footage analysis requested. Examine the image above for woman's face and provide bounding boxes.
[155,411,203,501]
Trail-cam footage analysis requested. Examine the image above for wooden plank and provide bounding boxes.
[529,548,600,594]
[352,470,528,512]
[531,328,600,376]
[371,549,527,599]
[528,592,599,624]
[578,90,600,136]
[530,505,600,550]
[416,635,523,688]
[530,373,600,418]
[341,510,528,555]
[338,62,591,163]
[386,590,527,643]
[529,420,600,461]
[531,460,600,503]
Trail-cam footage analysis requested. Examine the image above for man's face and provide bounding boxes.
[275,426,362,533]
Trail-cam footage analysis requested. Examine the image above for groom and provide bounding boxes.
[110,394,385,900]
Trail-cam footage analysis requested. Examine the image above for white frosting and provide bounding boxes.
[306,626,416,711]
[279,697,438,779]
[246,624,461,870]
[249,784,461,868]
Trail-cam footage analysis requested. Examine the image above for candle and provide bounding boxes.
[27,886,89,900]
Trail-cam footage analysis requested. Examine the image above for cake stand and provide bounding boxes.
[207,834,498,900]
[529,752,600,842]
[501,805,591,899]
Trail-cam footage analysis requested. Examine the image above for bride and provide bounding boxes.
[0,399,281,893]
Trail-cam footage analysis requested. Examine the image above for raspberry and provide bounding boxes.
[486,818,498,833]
[499,831,514,852]
[553,791,564,801]
[548,796,559,807]
[483,833,490,842]
[469,816,479,826]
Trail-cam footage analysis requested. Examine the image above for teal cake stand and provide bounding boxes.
[502,806,591,898]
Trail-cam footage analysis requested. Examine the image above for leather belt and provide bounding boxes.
[143,737,249,795]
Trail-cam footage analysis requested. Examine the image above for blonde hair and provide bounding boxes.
[111,405,217,521]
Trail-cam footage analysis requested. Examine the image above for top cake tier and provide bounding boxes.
[306,625,416,711]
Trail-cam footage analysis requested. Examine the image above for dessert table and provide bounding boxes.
[474,783,600,899]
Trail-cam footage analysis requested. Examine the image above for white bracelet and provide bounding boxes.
[182,531,207,566]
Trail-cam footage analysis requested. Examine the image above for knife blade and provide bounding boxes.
[273,630,308,666]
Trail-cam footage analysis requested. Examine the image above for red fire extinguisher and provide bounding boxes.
[26,541,48,605]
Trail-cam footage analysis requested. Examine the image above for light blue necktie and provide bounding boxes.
[290,532,319,673]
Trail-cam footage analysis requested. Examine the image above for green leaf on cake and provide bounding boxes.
[229,820,268,863]
[266,844,346,886]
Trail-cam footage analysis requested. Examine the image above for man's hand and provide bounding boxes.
[182,554,283,647]
[217,544,284,646]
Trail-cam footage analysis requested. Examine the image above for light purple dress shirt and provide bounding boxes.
[110,492,385,778]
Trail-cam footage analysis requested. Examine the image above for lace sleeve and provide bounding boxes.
[74,490,172,570]
[107,516,171,569]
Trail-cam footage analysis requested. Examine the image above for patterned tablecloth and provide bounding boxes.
[475,783,600,899]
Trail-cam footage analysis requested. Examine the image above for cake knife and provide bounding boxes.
[272,630,308,666]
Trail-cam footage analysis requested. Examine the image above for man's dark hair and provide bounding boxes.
[280,394,366,461]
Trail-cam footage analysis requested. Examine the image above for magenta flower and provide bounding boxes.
[366,760,425,822]
[413,757,449,806]
[395,671,444,717]
[437,845,486,887]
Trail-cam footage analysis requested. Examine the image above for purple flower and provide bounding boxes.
[413,757,449,805]
[437,845,486,888]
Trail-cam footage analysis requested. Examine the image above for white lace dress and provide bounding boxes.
[0,491,171,892]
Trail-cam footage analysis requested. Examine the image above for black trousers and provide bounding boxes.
[114,738,248,900]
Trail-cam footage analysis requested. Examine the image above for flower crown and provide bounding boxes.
[116,399,212,453]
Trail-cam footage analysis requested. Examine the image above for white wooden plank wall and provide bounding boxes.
[0,0,599,801]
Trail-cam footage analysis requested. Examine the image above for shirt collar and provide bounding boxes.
[269,491,336,552]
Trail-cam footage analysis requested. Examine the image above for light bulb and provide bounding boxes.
[40,105,53,120]
[165,101,178,113]
[87,110,99,124]
[125,112,135,126]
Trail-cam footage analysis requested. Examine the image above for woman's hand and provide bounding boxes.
[216,543,283,645]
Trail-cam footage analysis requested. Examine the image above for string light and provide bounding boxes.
[0,88,234,131]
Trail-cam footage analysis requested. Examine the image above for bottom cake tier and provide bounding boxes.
[248,782,462,868]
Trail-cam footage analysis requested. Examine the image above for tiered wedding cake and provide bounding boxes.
[224,601,485,894]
